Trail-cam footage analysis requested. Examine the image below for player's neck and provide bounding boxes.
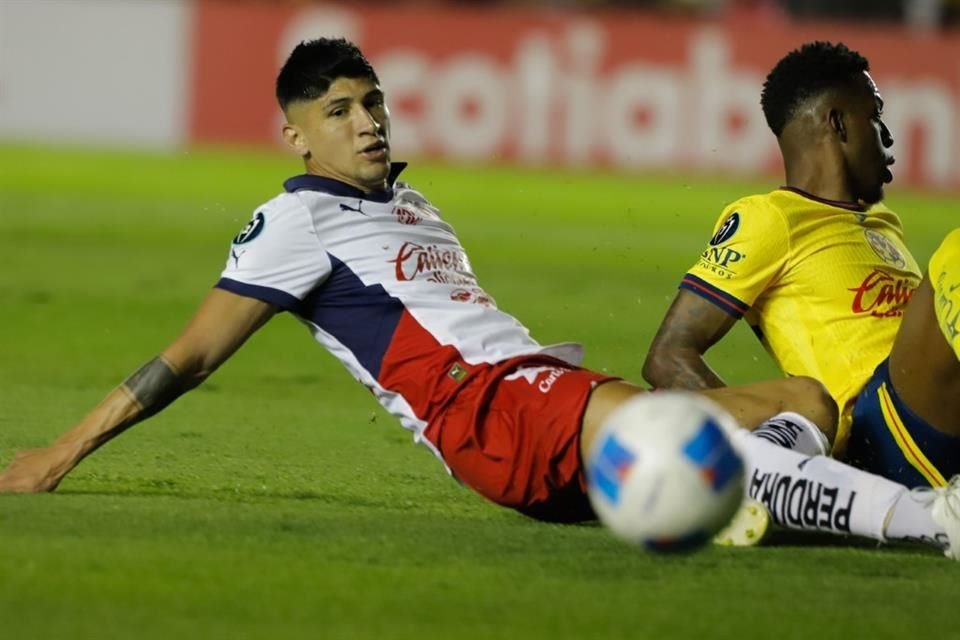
[783,160,856,206]
[302,161,389,195]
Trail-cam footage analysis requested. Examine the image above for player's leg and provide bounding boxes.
[847,230,960,487]
[582,377,958,555]
[580,376,838,455]
[891,230,960,434]
[424,356,618,523]
[729,428,960,556]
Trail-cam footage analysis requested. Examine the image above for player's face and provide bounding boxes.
[841,72,894,205]
[282,76,392,192]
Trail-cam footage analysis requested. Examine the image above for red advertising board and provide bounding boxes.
[190,1,960,188]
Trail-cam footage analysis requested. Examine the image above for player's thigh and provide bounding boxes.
[580,380,648,459]
[581,376,837,456]
[847,359,960,488]
[889,235,960,432]
[928,227,960,362]
[428,358,616,522]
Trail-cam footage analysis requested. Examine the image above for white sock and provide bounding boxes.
[732,429,904,541]
[884,488,950,549]
[751,412,831,456]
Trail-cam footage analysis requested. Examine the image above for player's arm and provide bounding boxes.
[642,289,738,390]
[643,201,787,390]
[0,288,276,493]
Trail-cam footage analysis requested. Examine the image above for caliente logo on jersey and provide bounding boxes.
[389,241,475,285]
[848,269,915,317]
[233,212,265,245]
[709,212,740,246]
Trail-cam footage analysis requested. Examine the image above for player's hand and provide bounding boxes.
[0,444,81,493]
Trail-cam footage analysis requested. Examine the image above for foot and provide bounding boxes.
[930,476,960,560]
[713,497,771,547]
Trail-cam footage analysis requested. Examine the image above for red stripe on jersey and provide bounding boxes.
[680,276,749,317]
[378,310,476,423]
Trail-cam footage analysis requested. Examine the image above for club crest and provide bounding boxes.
[864,229,906,269]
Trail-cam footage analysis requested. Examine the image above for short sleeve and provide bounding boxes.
[681,198,789,319]
[216,198,331,310]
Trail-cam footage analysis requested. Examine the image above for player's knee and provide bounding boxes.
[790,376,839,445]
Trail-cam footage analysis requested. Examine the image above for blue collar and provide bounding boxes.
[283,162,407,203]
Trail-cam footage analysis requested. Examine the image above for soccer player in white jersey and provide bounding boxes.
[1,38,958,556]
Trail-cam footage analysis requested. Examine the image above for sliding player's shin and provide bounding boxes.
[732,429,948,547]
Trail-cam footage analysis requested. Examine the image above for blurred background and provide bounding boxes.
[2,5,959,638]
[1,0,959,190]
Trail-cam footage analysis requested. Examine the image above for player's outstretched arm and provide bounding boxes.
[642,290,737,390]
[0,289,276,493]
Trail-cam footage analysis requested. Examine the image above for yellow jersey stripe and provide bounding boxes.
[878,383,947,487]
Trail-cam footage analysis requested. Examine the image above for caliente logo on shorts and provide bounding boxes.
[233,212,265,245]
[503,365,569,393]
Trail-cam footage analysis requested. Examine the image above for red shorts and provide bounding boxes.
[423,355,618,523]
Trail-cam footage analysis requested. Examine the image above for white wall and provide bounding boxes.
[0,0,189,147]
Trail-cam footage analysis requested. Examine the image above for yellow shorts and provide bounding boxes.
[929,229,960,360]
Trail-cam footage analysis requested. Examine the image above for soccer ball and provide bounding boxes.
[585,392,745,551]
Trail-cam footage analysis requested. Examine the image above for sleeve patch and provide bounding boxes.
[233,212,266,244]
[709,212,740,246]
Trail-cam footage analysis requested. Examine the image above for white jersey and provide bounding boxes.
[217,164,582,460]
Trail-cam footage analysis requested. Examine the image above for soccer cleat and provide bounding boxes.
[713,497,771,547]
[930,475,960,560]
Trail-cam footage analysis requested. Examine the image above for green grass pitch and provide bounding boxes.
[1,144,957,639]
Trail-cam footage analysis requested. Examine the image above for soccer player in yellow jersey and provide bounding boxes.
[643,41,960,490]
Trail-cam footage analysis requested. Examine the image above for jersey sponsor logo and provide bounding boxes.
[697,245,746,278]
[389,241,477,285]
[504,365,569,393]
[392,206,421,225]
[864,229,907,269]
[709,212,740,246]
[233,212,265,244]
[450,287,495,307]
[848,269,915,318]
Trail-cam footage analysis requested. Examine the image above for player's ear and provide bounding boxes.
[282,123,309,158]
[828,108,847,142]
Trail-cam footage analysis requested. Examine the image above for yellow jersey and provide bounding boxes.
[930,228,960,360]
[682,187,921,452]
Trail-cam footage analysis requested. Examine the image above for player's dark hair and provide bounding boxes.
[761,41,870,137]
[276,38,379,111]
